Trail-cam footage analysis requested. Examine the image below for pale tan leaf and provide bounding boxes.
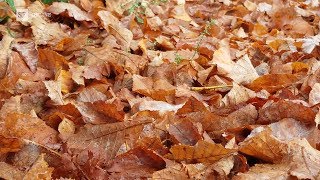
[21,2,68,45]
[24,154,54,180]
[0,32,13,78]
[98,11,133,50]
[234,164,290,180]
[46,2,92,21]
[0,162,24,180]
[44,80,65,105]
[309,83,320,106]
[229,55,259,84]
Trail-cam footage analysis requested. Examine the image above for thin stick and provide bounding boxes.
[190,84,233,91]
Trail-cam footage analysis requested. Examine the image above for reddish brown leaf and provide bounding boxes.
[248,74,300,93]
[258,100,316,124]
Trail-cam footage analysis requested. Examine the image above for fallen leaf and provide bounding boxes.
[44,80,65,105]
[0,31,13,78]
[24,154,54,180]
[67,119,152,161]
[248,74,300,93]
[46,2,92,21]
[0,162,24,180]
[106,147,166,179]
[98,11,133,50]
[228,55,259,84]
[168,120,202,145]
[168,140,235,163]
[258,100,316,124]
[12,42,38,73]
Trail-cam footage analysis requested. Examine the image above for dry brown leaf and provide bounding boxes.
[258,100,316,124]
[168,120,202,145]
[154,156,236,180]
[1,113,58,145]
[55,69,73,94]
[38,48,68,73]
[0,32,14,78]
[209,104,258,131]
[67,119,152,161]
[0,136,23,155]
[170,5,192,21]
[74,100,125,124]
[222,83,256,106]
[168,140,235,163]
[24,154,54,180]
[98,11,133,50]
[46,2,92,21]
[22,2,68,45]
[309,83,320,106]
[132,74,175,101]
[247,74,299,93]
[239,127,288,163]
[0,162,24,180]
[228,55,259,84]
[106,147,166,179]
[12,42,38,73]
[44,80,65,105]
[234,163,290,180]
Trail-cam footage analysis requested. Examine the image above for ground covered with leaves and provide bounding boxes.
[0,0,320,179]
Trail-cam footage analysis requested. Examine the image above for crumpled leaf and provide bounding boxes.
[46,2,92,21]
[153,156,235,180]
[74,100,125,124]
[168,140,235,163]
[209,104,258,132]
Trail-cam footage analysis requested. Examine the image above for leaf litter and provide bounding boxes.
[0,0,320,179]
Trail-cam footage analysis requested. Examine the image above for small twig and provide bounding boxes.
[190,84,233,91]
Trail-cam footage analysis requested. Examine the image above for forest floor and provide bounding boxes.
[0,0,320,179]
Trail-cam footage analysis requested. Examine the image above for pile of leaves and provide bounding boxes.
[0,0,320,179]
